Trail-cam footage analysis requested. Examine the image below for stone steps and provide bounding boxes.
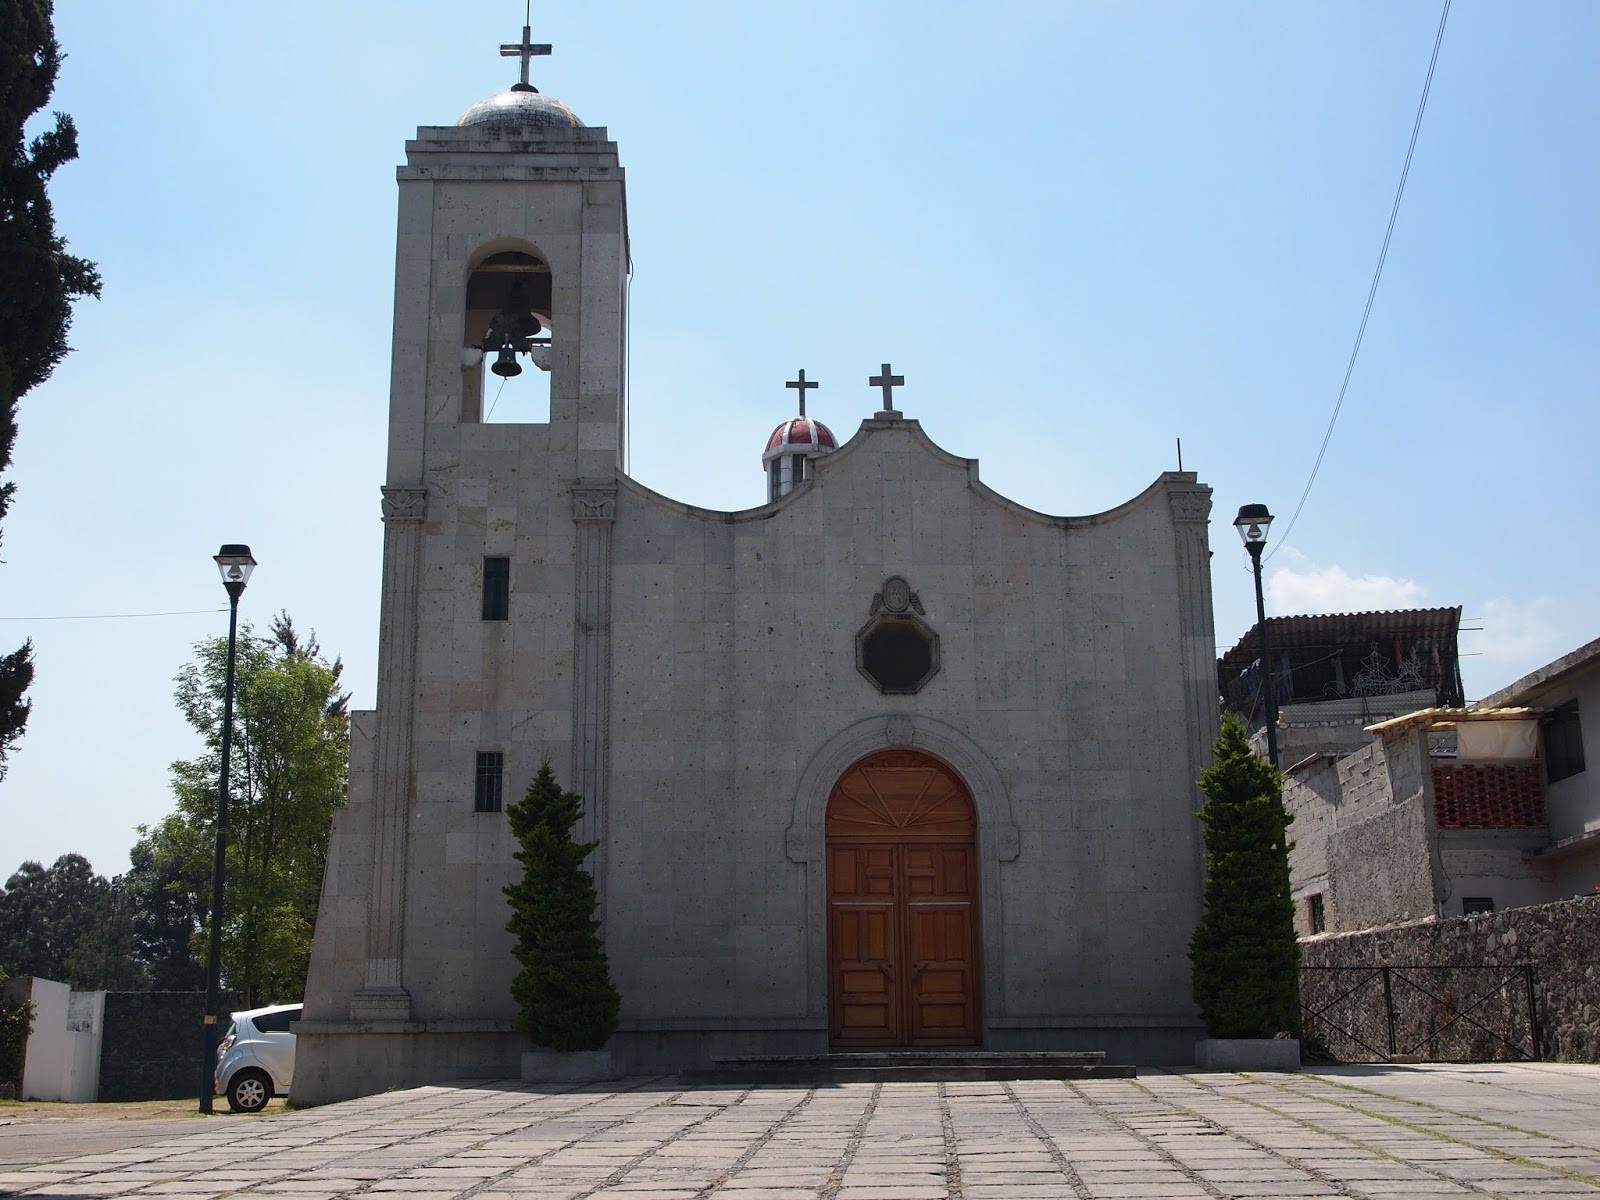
[682,1050,1136,1085]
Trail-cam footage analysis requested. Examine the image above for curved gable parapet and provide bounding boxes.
[618,417,1207,528]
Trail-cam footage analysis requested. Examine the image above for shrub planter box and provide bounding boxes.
[521,1048,619,1084]
[1194,1038,1301,1071]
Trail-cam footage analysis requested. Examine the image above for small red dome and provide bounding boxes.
[763,416,837,462]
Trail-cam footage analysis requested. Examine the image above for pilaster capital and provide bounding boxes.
[571,478,618,525]
[1167,486,1212,525]
[380,486,428,524]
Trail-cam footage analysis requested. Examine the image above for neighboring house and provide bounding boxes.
[1476,637,1600,901]
[1218,607,1464,764]
[1281,635,1600,936]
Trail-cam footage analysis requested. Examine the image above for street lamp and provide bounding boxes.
[1234,505,1280,769]
[198,544,255,1114]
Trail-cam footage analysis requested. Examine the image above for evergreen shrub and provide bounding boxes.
[1189,714,1301,1038]
[503,760,620,1051]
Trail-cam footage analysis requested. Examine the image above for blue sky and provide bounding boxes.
[5,1,1596,876]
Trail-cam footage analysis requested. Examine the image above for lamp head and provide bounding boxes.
[214,544,257,594]
[1234,503,1273,549]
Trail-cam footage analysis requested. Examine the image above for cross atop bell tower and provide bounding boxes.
[499,2,552,93]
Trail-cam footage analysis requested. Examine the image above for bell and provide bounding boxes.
[490,346,522,378]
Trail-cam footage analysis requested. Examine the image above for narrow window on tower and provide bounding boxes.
[475,752,504,813]
[482,556,510,621]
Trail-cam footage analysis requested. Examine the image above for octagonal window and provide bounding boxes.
[857,614,940,694]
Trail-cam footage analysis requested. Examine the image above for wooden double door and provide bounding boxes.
[826,750,981,1046]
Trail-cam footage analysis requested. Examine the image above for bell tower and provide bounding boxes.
[349,20,628,1022]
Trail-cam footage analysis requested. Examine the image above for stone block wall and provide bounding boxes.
[1301,896,1600,1061]
[98,991,243,1101]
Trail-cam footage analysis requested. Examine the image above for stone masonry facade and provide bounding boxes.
[293,109,1220,1104]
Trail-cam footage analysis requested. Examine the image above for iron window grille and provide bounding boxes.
[475,751,505,813]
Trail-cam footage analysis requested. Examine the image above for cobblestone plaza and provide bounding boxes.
[3,1065,1598,1199]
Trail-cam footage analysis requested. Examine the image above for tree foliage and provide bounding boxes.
[0,965,33,1092]
[124,817,209,990]
[0,854,145,989]
[0,616,347,1000]
[0,0,102,778]
[1189,714,1301,1039]
[166,613,349,1006]
[504,760,620,1051]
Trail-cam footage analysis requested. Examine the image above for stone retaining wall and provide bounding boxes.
[1300,895,1600,1061]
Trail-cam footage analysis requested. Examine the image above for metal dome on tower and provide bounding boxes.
[458,5,583,132]
[764,370,837,502]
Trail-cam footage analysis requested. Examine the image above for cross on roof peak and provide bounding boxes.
[869,362,905,416]
[785,369,819,417]
[499,3,552,93]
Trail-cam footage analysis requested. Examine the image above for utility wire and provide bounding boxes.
[1267,0,1452,562]
[0,608,227,621]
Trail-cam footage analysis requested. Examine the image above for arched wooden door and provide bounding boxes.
[826,749,981,1046]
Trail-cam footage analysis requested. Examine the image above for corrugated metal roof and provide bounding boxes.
[1218,606,1462,672]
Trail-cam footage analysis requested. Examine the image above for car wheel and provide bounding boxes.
[227,1068,273,1113]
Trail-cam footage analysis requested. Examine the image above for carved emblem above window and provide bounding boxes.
[857,576,940,694]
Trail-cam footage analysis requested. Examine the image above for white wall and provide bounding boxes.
[18,977,104,1102]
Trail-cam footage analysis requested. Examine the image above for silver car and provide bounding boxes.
[214,1003,300,1112]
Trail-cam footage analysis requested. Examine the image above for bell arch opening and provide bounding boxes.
[825,749,982,1047]
[461,248,553,423]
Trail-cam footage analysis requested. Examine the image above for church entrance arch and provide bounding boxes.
[826,749,981,1046]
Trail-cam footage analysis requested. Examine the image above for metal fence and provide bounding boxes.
[1300,964,1542,1063]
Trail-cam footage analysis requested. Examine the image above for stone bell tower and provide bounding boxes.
[327,20,629,1030]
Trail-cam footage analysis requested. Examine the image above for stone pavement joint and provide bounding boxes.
[935,1083,965,1200]
[0,1066,1597,1199]
[996,1080,1092,1200]
[818,1082,881,1200]
[1161,1069,1600,1197]
[1241,1072,1600,1192]
[1064,1078,1232,1200]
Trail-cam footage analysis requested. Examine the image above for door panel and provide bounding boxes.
[907,902,979,1042]
[827,750,981,1047]
[830,904,899,1042]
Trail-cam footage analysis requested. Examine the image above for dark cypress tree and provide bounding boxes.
[0,0,102,778]
[1188,714,1301,1038]
[503,760,620,1051]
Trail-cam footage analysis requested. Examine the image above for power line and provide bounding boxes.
[1268,0,1452,562]
[0,608,227,621]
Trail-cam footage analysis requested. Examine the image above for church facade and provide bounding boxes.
[293,53,1221,1105]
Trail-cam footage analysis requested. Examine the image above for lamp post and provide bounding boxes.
[198,544,256,1114]
[1234,505,1280,770]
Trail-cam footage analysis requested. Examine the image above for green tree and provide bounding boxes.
[168,613,348,1005]
[0,854,108,981]
[1188,714,1301,1038]
[0,965,33,1092]
[124,817,209,990]
[504,760,620,1051]
[0,0,102,778]
[64,877,148,991]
